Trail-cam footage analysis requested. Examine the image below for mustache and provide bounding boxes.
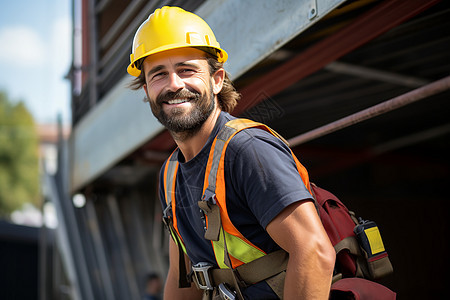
[156,88,200,104]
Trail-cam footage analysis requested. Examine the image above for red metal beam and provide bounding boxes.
[234,0,440,115]
[81,0,90,86]
[145,130,174,152]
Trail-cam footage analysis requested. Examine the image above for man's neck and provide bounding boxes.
[173,108,222,162]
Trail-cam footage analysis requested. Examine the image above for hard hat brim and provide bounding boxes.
[127,44,228,77]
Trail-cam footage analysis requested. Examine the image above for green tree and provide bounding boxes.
[0,90,40,218]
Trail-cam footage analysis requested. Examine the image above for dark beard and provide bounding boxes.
[149,83,215,139]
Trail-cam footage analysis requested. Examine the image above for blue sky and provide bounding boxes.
[0,0,72,125]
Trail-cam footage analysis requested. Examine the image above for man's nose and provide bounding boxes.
[167,72,185,91]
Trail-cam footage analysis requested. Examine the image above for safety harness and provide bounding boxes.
[162,119,307,299]
[162,118,395,299]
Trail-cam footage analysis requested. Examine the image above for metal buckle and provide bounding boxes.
[218,283,236,300]
[202,189,217,205]
[162,204,172,228]
[163,204,171,219]
[192,262,214,290]
[200,190,217,232]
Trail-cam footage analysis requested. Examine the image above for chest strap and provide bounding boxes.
[191,249,288,299]
[211,249,288,286]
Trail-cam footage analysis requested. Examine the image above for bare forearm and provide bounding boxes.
[163,270,202,300]
[165,239,203,299]
[283,249,334,299]
[266,201,335,299]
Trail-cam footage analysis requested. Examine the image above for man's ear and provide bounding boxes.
[212,68,225,95]
[142,84,150,102]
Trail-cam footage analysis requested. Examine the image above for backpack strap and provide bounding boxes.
[201,119,272,244]
[199,118,301,298]
[201,119,274,271]
[201,118,310,242]
[209,249,288,291]
[162,151,191,288]
[333,237,366,282]
[203,119,289,199]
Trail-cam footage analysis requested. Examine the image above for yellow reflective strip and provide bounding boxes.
[171,231,187,254]
[212,230,266,268]
[212,230,228,269]
[225,232,265,263]
[365,226,385,255]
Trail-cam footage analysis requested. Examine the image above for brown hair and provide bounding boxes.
[128,56,240,113]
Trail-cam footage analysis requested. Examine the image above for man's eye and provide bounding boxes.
[180,69,195,74]
[152,72,166,79]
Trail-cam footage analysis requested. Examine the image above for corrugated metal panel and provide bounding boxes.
[70,77,161,192]
[197,0,346,79]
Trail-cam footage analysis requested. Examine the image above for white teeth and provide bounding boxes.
[167,99,187,105]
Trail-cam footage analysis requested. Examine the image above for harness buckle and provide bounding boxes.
[218,283,237,300]
[200,189,217,232]
[202,189,217,205]
[192,262,214,290]
[162,204,172,227]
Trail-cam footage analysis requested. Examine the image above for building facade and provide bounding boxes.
[42,0,450,299]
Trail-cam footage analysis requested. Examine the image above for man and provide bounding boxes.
[128,6,335,299]
[143,273,162,300]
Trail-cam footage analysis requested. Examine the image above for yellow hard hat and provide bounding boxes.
[127,6,228,77]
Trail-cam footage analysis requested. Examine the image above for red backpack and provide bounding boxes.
[311,184,395,299]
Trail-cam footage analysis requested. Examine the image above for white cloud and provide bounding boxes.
[45,16,72,124]
[51,17,72,72]
[0,26,46,67]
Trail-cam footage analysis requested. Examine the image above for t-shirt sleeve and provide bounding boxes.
[226,129,313,228]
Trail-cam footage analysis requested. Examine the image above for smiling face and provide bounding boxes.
[142,48,223,135]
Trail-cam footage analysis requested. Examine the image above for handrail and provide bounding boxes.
[288,75,450,146]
